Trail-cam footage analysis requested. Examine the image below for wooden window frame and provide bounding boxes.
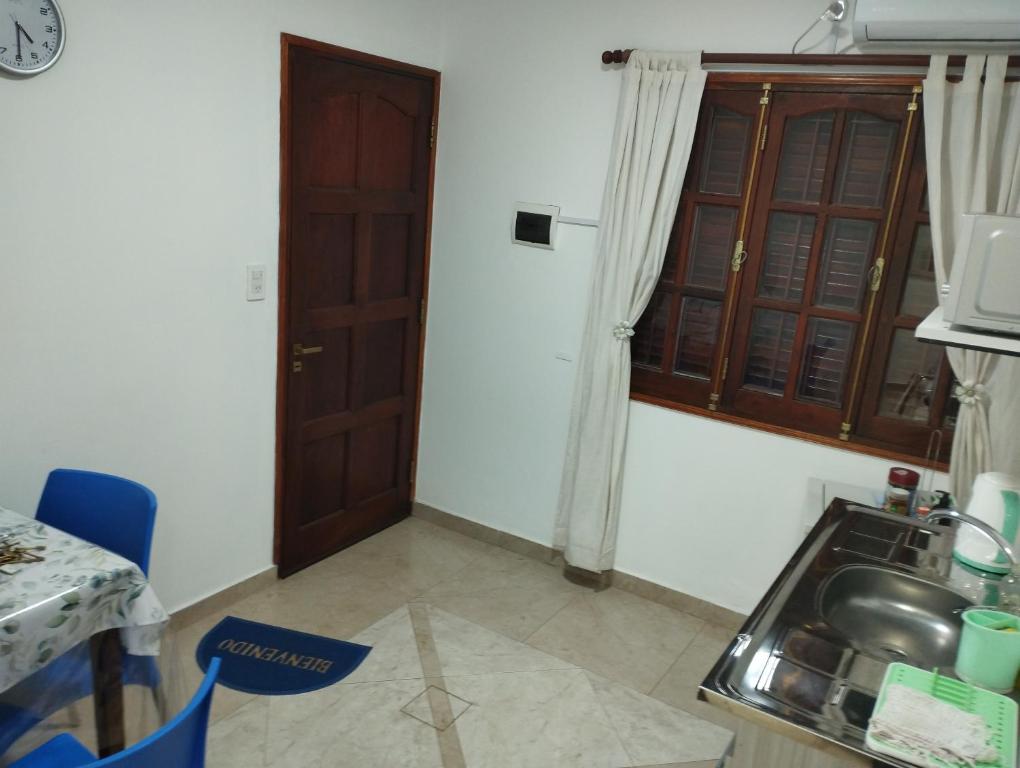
[632,87,763,406]
[630,73,955,468]
[854,137,955,461]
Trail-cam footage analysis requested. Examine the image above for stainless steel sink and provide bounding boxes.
[698,499,1002,767]
[819,565,971,668]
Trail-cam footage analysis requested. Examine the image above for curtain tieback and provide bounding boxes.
[613,322,635,341]
[955,381,987,407]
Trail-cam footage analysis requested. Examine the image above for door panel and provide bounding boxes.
[369,214,412,300]
[279,41,436,575]
[304,214,356,309]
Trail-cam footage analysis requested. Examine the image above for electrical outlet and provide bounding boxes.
[246,264,266,301]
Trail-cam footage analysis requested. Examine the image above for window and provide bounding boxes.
[631,80,955,463]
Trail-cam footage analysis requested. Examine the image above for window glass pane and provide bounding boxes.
[632,292,671,369]
[899,224,936,318]
[797,318,856,406]
[943,377,960,428]
[814,218,878,312]
[685,205,738,291]
[660,221,682,283]
[759,212,815,302]
[699,107,752,196]
[775,112,834,204]
[674,298,722,378]
[744,309,798,394]
[832,112,898,208]
[877,330,943,422]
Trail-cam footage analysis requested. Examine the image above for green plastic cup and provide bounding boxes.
[956,609,1020,693]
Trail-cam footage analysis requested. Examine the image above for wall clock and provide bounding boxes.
[0,0,65,76]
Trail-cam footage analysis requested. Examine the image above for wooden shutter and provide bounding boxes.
[631,88,762,405]
[724,91,914,435]
[855,137,956,461]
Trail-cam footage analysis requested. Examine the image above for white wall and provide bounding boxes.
[616,404,948,613]
[0,0,444,612]
[415,0,943,614]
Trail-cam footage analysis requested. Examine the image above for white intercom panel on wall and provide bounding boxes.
[512,203,560,250]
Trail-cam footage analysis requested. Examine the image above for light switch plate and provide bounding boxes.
[246,264,266,301]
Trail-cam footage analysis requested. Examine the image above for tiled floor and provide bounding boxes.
[12,517,742,767]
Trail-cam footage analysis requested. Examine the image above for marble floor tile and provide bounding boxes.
[423,546,584,641]
[428,605,576,676]
[342,605,424,684]
[264,678,444,768]
[208,676,445,768]
[625,762,721,768]
[649,623,740,732]
[205,697,270,768]
[444,668,631,768]
[587,673,732,766]
[527,587,705,694]
[227,568,410,640]
[305,517,494,599]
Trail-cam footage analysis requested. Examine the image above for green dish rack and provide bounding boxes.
[866,663,1017,768]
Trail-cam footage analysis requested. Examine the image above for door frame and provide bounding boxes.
[274,33,440,566]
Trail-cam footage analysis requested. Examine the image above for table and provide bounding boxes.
[0,507,169,755]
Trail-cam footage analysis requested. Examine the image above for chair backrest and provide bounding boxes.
[36,469,157,575]
[94,658,220,768]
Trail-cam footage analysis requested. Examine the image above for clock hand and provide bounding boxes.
[13,18,21,61]
[16,21,34,45]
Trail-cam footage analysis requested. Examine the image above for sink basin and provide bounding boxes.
[819,564,972,667]
[700,501,995,766]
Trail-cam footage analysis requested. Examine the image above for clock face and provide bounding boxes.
[0,0,64,76]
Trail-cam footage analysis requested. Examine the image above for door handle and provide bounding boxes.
[292,343,323,373]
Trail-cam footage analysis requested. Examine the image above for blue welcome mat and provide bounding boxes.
[196,616,371,695]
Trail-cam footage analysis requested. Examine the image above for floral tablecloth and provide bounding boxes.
[0,507,169,693]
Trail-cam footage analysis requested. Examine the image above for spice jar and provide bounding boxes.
[885,467,920,516]
[886,487,912,516]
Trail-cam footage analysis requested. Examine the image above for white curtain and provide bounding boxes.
[924,55,1020,509]
[554,51,706,573]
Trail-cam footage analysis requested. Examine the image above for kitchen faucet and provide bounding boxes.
[926,508,1018,570]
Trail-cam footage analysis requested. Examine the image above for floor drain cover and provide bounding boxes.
[401,685,472,731]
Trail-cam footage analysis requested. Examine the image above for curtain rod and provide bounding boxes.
[601,50,1020,68]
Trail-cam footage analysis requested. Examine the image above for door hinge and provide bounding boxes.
[419,298,427,325]
[429,119,437,149]
[759,124,769,152]
[409,460,416,484]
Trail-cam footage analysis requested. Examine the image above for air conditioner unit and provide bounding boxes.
[853,0,1020,49]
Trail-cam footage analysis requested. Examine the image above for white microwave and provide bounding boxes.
[943,214,1020,335]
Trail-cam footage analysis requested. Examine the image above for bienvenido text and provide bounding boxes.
[216,639,335,674]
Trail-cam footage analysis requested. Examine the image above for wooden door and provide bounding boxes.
[278,37,437,576]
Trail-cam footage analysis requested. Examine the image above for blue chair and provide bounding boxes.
[0,470,161,755]
[36,469,158,575]
[37,468,162,691]
[9,658,221,768]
